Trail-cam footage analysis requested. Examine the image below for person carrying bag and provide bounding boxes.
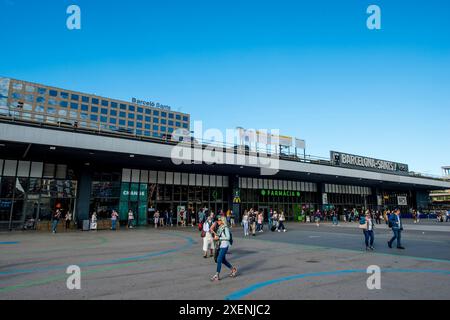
[359,211,375,251]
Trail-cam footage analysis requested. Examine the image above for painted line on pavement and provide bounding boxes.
[0,242,19,245]
[241,233,450,264]
[225,268,450,300]
[0,233,195,277]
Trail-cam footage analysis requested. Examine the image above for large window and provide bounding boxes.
[0,161,77,230]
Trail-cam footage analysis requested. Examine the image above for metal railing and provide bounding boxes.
[0,109,448,182]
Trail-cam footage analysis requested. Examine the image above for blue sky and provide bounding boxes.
[0,0,449,175]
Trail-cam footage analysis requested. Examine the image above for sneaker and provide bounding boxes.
[210,274,220,282]
[203,255,208,259]
[370,246,374,251]
[277,230,281,233]
[397,246,405,250]
[388,241,392,249]
[230,267,238,278]
[283,230,287,233]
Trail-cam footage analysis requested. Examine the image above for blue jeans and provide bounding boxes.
[243,221,249,235]
[389,229,402,248]
[363,230,374,247]
[278,221,285,230]
[216,246,233,274]
[333,216,338,225]
[112,219,117,230]
[51,220,59,233]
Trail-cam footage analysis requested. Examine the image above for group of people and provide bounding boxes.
[241,209,287,236]
[51,209,73,233]
[199,211,238,282]
[358,208,406,251]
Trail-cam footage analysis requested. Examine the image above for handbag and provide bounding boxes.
[359,222,368,230]
[201,230,206,238]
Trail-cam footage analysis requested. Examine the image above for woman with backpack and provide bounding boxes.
[211,217,237,282]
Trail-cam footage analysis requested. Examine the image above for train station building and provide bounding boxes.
[1,77,449,230]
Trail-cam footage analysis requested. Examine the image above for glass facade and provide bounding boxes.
[239,177,320,220]
[0,160,77,230]
[1,78,191,139]
[119,169,230,224]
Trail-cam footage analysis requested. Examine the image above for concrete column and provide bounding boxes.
[76,168,92,227]
[229,175,241,222]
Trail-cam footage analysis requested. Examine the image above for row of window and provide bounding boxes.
[324,184,372,195]
[239,177,318,193]
[10,83,189,121]
[10,95,189,123]
[6,101,189,130]
[122,169,230,188]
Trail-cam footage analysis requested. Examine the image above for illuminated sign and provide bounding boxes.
[261,190,301,197]
[331,151,409,174]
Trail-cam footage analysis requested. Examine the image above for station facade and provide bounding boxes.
[1,77,450,230]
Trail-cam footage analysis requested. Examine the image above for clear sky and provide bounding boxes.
[0,0,449,176]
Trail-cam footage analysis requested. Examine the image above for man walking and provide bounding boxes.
[52,209,61,234]
[388,209,405,250]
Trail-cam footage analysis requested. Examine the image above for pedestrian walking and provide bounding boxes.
[154,210,160,229]
[272,211,279,231]
[202,215,215,258]
[65,211,72,230]
[128,209,134,229]
[278,211,286,232]
[230,210,235,228]
[257,211,264,233]
[332,210,339,226]
[268,209,273,230]
[111,210,119,230]
[359,211,375,251]
[315,210,321,227]
[51,209,62,234]
[375,211,381,225]
[388,209,405,250]
[90,212,98,230]
[191,209,196,227]
[249,209,257,236]
[169,209,174,226]
[242,210,249,237]
[164,210,169,227]
[210,217,237,282]
[226,210,231,226]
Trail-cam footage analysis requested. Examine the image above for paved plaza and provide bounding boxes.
[1,221,449,300]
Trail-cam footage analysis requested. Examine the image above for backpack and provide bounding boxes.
[219,227,233,246]
[388,218,393,228]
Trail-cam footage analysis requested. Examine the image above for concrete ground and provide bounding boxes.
[0,221,449,300]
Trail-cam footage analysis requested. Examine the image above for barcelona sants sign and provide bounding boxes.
[330,151,409,174]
